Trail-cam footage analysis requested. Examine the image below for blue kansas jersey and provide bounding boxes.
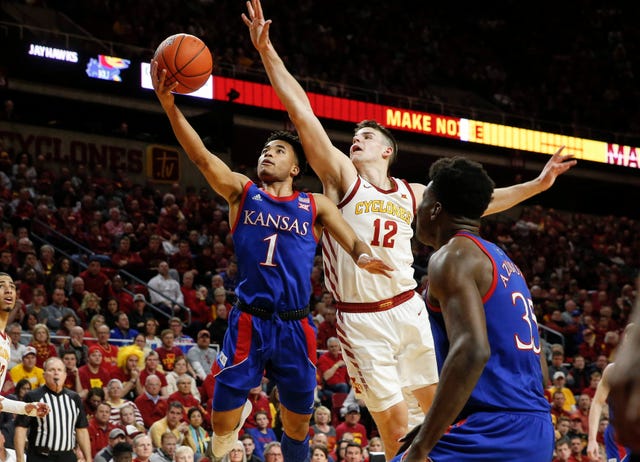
[232,182,319,311]
[427,231,550,415]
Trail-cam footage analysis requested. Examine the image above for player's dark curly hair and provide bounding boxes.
[428,156,495,219]
[355,120,399,167]
[265,130,307,176]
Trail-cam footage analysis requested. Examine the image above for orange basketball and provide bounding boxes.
[153,33,213,94]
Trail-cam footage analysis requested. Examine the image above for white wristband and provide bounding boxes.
[358,253,370,261]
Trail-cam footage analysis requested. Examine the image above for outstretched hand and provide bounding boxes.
[357,254,393,278]
[25,402,50,418]
[536,146,577,190]
[241,0,272,52]
[149,60,179,110]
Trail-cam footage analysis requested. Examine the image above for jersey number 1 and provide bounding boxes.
[260,234,278,267]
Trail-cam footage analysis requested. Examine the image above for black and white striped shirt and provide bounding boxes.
[15,385,88,452]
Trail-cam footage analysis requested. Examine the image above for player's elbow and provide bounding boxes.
[457,335,491,371]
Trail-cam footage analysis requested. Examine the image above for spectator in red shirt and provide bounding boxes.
[168,375,204,419]
[134,374,169,429]
[577,328,599,363]
[155,329,184,372]
[317,337,350,395]
[111,236,144,276]
[580,371,602,399]
[87,401,117,457]
[79,344,112,396]
[316,306,338,350]
[138,350,169,398]
[79,258,112,302]
[335,404,368,448]
[108,274,135,315]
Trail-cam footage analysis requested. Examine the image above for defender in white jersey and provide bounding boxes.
[0,273,50,417]
[244,1,577,458]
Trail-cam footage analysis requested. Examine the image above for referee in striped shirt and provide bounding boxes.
[14,357,93,462]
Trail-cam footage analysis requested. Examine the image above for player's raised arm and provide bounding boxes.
[312,193,392,277]
[242,0,356,194]
[150,60,247,204]
[484,146,576,215]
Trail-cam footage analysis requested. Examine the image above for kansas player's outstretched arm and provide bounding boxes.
[151,60,248,205]
[313,194,392,277]
[243,0,357,200]
[402,244,491,462]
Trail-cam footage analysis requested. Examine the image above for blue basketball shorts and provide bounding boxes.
[392,410,554,462]
[212,307,318,415]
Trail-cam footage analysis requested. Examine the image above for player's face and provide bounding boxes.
[350,128,390,164]
[257,140,299,182]
[0,275,16,313]
[416,184,438,246]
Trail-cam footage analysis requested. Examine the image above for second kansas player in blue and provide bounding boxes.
[393,157,553,462]
[151,59,392,462]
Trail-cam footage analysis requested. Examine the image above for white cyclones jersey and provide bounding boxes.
[323,176,417,304]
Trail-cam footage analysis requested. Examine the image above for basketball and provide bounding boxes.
[153,33,213,94]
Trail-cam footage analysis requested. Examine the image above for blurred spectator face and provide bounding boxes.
[242,437,255,456]
[327,339,341,357]
[312,433,328,446]
[88,349,103,367]
[216,304,228,320]
[555,442,571,461]
[595,356,608,370]
[134,435,153,460]
[145,353,160,371]
[166,406,183,427]
[72,278,85,293]
[211,275,224,288]
[182,271,194,287]
[144,375,161,396]
[344,445,362,462]
[578,394,591,411]
[158,261,169,276]
[88,260,102,275]
[97,325,110,343]
[557,418,570,436]
[570,437,583,457]
[598,418,609,433]
[551,353,564,367]
[552,392,565,409]
[573,356,585,370]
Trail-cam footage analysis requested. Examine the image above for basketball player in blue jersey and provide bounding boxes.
[588,322,635,462]
[393,157,553,462]
[0,273,50,417]
[151,62,392,462]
